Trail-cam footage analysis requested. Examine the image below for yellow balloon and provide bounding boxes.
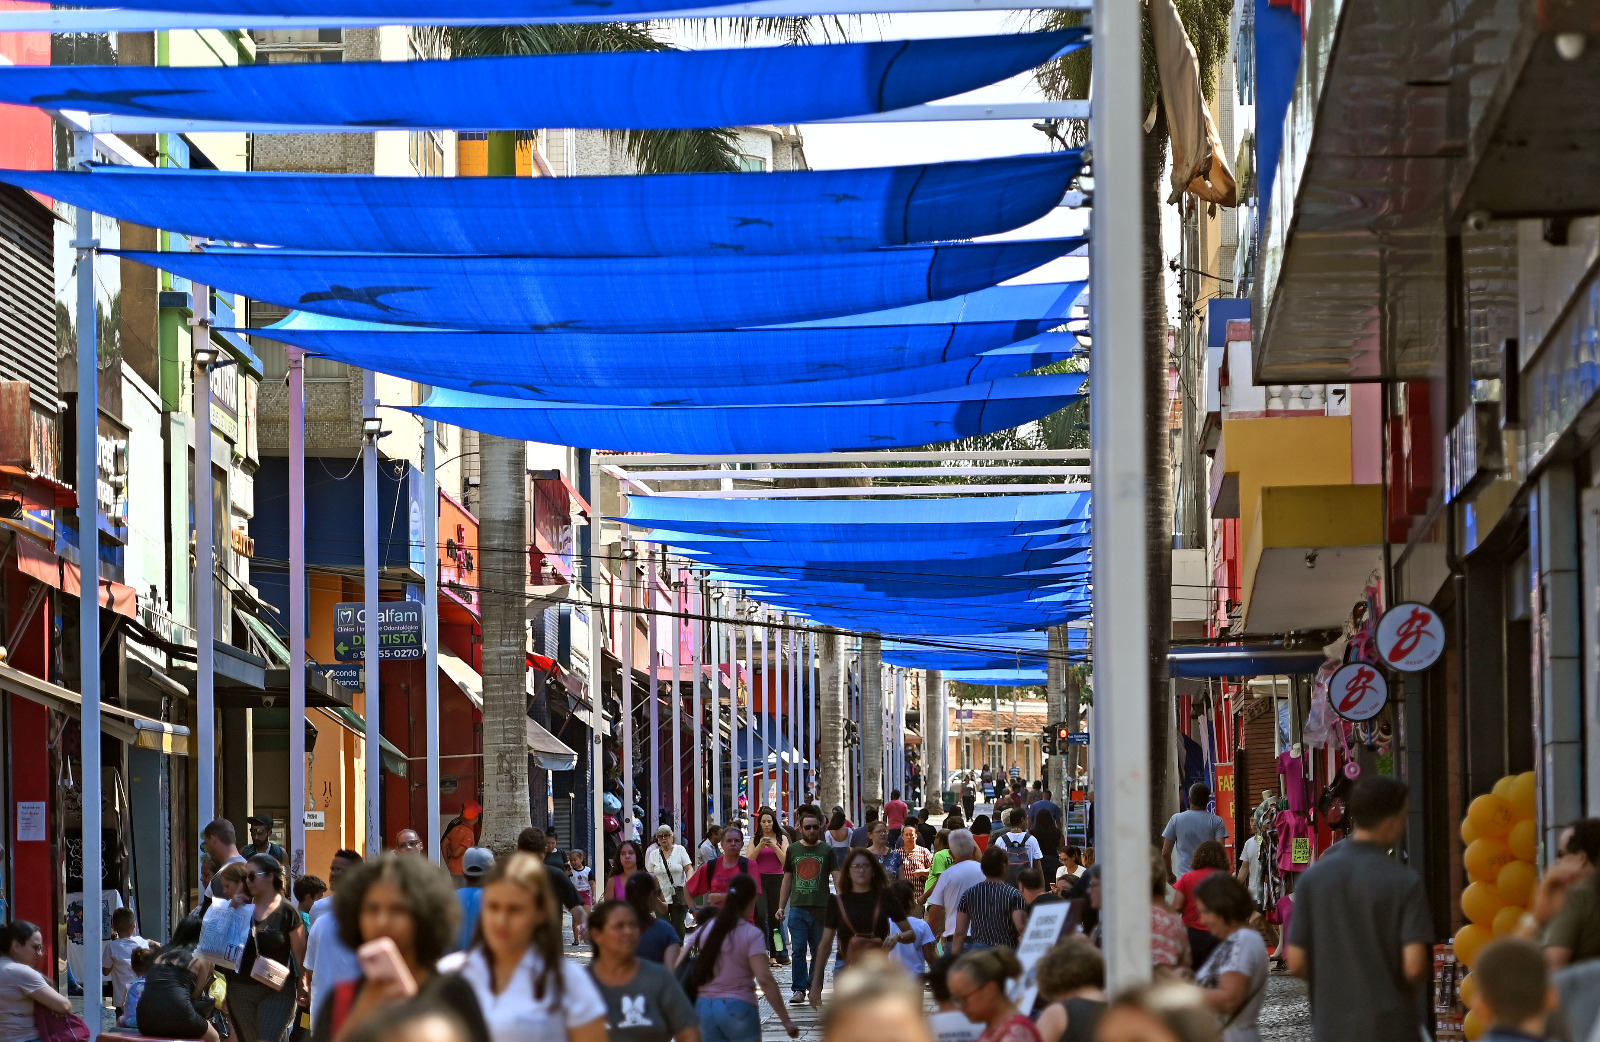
[1492,903,1525,937]
[1468,794,1516,839]
[1455,923,1493,968]
[1464,1007,1486,1040]
[1508,818,1538,862]
[1461,881,1506,926]
[1497,859,1538,907]
[1459,971,1478,1009]
[1508,772,1537,821]
[1492,776,1515,799]
[1464,836,1514,884]
[1461,817,1480,845]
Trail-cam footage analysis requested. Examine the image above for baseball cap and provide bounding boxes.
[462,847,494,877]
[462,801,482,821]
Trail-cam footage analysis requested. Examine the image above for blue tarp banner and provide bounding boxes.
[0,32,1085,129]
[1,152,1082,257]
[120,238,1085,333]
[404,375,1084,452]
[620,491,1089,527]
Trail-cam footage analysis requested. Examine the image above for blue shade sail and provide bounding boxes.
[0,152,1082,257]
[942,670,1049,686]
[118,238,1085,333]
[652,532,1089,563]
[0,32,1085,130]
[405,375,1085,453]
[620,491,1090,527]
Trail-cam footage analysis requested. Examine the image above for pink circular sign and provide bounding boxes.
[1330,662,1389,722]
[1375,602,1445,671]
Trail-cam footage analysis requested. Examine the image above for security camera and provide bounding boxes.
[1465,211,1492,233]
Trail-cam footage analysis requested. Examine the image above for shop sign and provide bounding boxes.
[333,601,424,661]
[1330,662,1388,721]
[1443,401,1503,503]
[303,811,325,831]
[1375,602,1445,671]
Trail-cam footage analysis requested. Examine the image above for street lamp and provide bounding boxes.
[193,343,219,368]
[361,414,383,441]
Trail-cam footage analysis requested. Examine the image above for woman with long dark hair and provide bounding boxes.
[824,808,853,855]
[439,853,606,1042]
[806,849,914,1009]
[0,920,72,1042]
[743,808,789,964]
[610,841,648,902]
[624,871,684,969]
[136,911,221,1042]
[1030,805,1064,885]
[587,900,701,1042]
[947,949,1040,1042]
[229,853,307,1042]
[684,875,798,1042]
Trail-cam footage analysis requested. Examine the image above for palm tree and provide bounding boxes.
[1033,0,1231,836]
[818,631,845,812]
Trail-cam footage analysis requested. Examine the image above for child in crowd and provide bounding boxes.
[568,849,594,907]
[115,946,155,1031]
[103,907,154,1016]
[293,874,328,926]
[1473,938,1558,1042]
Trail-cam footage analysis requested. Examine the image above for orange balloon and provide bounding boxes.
[1464,1007,1486,1040]
[1492,904,1524,938]
[1508,772,1537,820]
[1492,776,1516,799]
[1461,817,1480,845]
[1508,818,1538,862]
[1464,836,1514,884]
[1461,881,1506,926]
[1467,794,1516,839]
[1497,859,1537,907]
[1455,923,1493,968]
[1459,971,1478,1009]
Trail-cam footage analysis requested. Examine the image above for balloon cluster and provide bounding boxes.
[1454,772,1537,1039]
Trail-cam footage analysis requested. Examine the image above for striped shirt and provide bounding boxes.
[957,880,1025,949]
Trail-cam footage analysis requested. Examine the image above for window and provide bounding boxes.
[409,130,445,177]
[250,28,343,62]
[737,154,767,172]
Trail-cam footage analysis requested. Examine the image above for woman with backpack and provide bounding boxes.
[806,849,916,1009]
[681,875,799,1042]
[993,809,1042,885]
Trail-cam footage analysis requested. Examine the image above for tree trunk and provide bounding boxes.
[818,633,845,813]
[923,670,945,817]
[1046,626,1068,799]
[860,635,883,814]
[479,433,531,857]
[1145,103,1175,838]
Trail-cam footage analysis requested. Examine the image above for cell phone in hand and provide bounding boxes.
[356,937,417,998]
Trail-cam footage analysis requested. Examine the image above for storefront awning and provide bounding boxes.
[14,535,137,618]
[1167,646,1329,678]
[439,647,581,769]
[0,662,190,754]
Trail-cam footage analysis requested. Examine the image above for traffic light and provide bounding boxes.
[1055,723,1073,748]
[1002,726,1013,743]
[1042,724,1056,755]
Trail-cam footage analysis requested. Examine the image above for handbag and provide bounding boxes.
[834,893,883,966]
[674,928,704,1001]
[33,1008,90,1042]
[662,850,689,909]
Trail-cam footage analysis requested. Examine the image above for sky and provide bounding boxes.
[670,11,1092,287]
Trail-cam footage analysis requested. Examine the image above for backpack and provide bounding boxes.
[998,832,1032,885]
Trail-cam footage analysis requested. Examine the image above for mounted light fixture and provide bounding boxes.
[193,343,220,368]
[621,545,638,560]
[361,415,383,440]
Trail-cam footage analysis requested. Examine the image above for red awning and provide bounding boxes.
[0,466,77,511]
[15,536,137,618]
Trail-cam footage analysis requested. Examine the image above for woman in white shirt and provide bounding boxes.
[646,826,695,939]
[439,853,608,1042]
[0,921,72,1042]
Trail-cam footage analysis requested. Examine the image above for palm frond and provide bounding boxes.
[1032,0,1234,111]
[668,15,864,45]
[616,127,742,174]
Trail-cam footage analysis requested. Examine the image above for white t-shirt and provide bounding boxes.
[308,894,336,925]
[645,844,694,898]
[929,1009,984,1042]
[927,860,986,939]
[1055,865,1085,882]
[304,911,361,1025]
[995,832,1042,862]
[1196,928,1269,1042]
[892,917,936,975]
[439,946,606,1042]
[1239,836,1262,899]
[103,936,153,1007]
[0,956,54,1042]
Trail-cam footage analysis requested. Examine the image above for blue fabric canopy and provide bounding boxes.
[0,32,1085,130]
[659,532,1089,563]
[943,670,1048,686]
[120,238,1085,333]
[405,375,1085,452]
[621,491,1090,527]
[1,152,1082,257]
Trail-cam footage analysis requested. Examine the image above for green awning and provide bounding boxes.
[320,705,408,777]
[237,609,291,667]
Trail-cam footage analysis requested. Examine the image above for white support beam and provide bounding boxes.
[628,466,1092,481]
[609,450,1092,465]
[0,0,1089,32]
[648,483,1091,498]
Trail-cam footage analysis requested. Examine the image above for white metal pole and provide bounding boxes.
[423,419,441,865]
[671,569,683,834]
[691,578,703,843]
[363,371,381,855]
[192,287,215,840]
[647,547,660,834]
[72,131,103,1042]
[744,611,756,823]
[621,538,635,842]
[761,611,772,811]
[710,590,722,826]
[287,347,306,876]
[1091,0,1152,990]
[788,622,798,813]
[809,631,818,803]
[587,453,606,900]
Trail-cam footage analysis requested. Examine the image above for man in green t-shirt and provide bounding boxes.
[777,808,835,1004]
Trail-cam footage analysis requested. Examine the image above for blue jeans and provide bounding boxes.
[696,997,762,1042]
[786,905,827,994]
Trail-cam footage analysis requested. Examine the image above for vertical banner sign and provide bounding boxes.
[1374,602,1445,672]
[1213,763,1235,856]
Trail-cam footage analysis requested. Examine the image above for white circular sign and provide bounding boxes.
[1330,662,1389,721]
[1375,602,1446,671]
